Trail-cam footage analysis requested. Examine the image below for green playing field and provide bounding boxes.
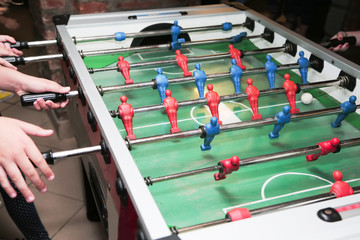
[85,39,360,228]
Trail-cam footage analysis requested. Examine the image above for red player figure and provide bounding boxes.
[282,73,299,114]
[205,84,222,125]
[228,44,246,70]
[163,89,181,133]
[245,79,262,120]
[118,95,136,140]
[330,170,353,198]
[117,56,133,84]
[226,208,251,221]
[175,50,192,77]
[214,156,240,181]
[306,137,340,162]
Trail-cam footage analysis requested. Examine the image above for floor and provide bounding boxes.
[0,3,107,240]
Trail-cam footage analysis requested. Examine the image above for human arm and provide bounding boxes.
[0,117,55,202]
[0,66,70,110]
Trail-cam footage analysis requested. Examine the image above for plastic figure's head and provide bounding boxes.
[231,156,240,166]
[175,50,181,55]
[330,137,340,147]
[283,105,290,114]
[195,63,201,70]
[165,89,171,97]
[266,55,271,61]
[349,95,357,103]
[210,117,218,125]
[228,44,234,50]
[120,95,127,103]
[157,68,163,74]
[231,59,237,65]
[246,78,253,86]
[299,51,304,57]
[333,170,343,181]
[284,73,290,81]
[174,20,178,26]
[207,84,213,91]
[118,56,124,61]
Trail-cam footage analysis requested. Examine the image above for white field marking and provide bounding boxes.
[204,102,243,124]
[227,101,253,114]
[118,99,318,132]
[261,172,333,199]
[190,106,205,125]
[222,177,360,214]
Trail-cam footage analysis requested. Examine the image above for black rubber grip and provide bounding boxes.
[5,41,29,50]
[1,56,25,65]
[324,36,357,48]
[42,150,54,165]
[20,92,68,106]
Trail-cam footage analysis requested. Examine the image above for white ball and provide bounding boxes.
[301,93,313,105]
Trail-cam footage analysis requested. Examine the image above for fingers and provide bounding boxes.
[0,166,17,198]
[24,139,54,185]
[11,118,54,137]
[4,162,36,202]
[33,98,69,111]
[332,42,350,52]
[0,58,17,70]
[0,35,16,43]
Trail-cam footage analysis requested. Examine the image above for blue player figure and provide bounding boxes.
[229,59,243,94]
[297,51,310,84]
[171,20,181,43]
[201,117,220,151]
[193,63,207,99]
[264,54,277,88]
[331,95,357,128]
[269,105,291,139]
[155,68,169,103]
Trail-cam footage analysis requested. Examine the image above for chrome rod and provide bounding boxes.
[147,137,360,186]
[24,54,63,63]
[80,34,263,58]
[75,23,244,43]
[127,105,359,148]
[52,145,102,160]
[148,165,220,185]
[88,45,287,74]
[27,39,58,47]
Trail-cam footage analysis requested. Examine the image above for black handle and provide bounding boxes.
[4,41,29,50]
[42,150,54,165]
[1,56,25,65]
[20,92,68,106]
[324,36,357,48]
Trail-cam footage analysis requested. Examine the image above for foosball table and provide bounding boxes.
[14,3,360,240]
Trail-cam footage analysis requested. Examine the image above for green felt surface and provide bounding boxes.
[86,40,360,228]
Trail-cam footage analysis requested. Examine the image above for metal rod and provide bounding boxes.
[27,39,58,47]
[149,165,220,184]
[52,145,102,160]
[111,79,341,116]
[89,45,287,74]
[75,23,245,43]
[146,137,360,185]
[176,186,360,233]
[24,54,63,63]
[99,62,302,95]
[80,34,263,58]
[128,105,360,147]
[66,90,80,98]
[128,128,203,146]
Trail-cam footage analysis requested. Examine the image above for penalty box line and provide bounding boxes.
[222,178,360,214]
